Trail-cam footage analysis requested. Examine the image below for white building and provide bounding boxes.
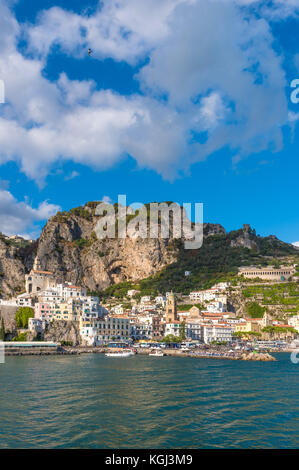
[0,293,33,307]
[202,324,233,344]
[155,295,166,306]
[127,289,139,297]
[16,294,33,307]
[288,315,299,332]
[213,282,230,290]
[206,301,226,313]
[138,303,157,313]
[111,304,124,315]
[165,321,183,338]
[131,315,153,340]
[80,319,99,346]
[189,290,216,302]
[186,320,202,341]
[28,318,47,333]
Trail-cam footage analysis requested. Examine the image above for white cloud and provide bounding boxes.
[64,170,80,181]
[292,241,299,247]
[102,195,112,204]
[26,1,190,63]
[0,189,60,238]
[0,0,296,183]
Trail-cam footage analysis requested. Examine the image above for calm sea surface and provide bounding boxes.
[0,353,298,448]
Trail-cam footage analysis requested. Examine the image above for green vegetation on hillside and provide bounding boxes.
[15,307,34,329]
[262,326,297,334]
[95,232,298,297]
[242,283,299,313]
[246,302,267,318]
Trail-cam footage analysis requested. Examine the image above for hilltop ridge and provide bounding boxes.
[0,202,297,298]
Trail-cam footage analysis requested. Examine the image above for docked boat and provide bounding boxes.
[149,349,165,357]
[105,349,135,358]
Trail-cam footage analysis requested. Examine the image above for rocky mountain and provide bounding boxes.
[0,202,297,298]
[0,236,27,298]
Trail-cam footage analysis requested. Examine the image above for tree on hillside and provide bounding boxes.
[246,302,266,318]
[15,307,34,329]
[0,318,5,341]
[162,334,180,343]
[179,321,186,341]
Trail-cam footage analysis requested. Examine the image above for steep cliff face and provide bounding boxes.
[35,208,180,291]
[0,238,27,297]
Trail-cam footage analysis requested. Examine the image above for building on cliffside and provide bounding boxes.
[25,257,56,294]
[238,266,295,281]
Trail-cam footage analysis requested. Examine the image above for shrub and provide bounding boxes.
[15,307,34,329]
[246,302,266,318]
[12,332,27,342]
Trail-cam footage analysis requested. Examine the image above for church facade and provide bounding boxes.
[25,258,56,295]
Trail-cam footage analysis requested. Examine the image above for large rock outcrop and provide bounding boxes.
[43,321,81,346]
[0,237,27,298]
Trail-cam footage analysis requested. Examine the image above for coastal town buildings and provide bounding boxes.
[3,265,288,346]
[238,266,295,281]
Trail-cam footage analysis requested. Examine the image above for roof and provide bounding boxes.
[202,312,223,317]
[65,285,82,289]
[32,270,53,275]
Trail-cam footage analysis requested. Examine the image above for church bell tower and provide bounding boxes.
[166,292,178,323]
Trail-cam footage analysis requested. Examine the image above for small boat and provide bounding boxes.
[105,349,135,358]
[149,349,164,357]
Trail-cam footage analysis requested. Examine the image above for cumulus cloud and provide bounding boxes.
[0,0,297,183]
[26,0,189,62]
[0,188,60,238]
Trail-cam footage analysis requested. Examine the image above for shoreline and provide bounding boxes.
[3,346,277,361]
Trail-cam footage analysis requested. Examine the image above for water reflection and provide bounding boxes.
[0,354,298,448]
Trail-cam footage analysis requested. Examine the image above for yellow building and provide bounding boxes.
[51,299,82,322]
[235,320,261,333]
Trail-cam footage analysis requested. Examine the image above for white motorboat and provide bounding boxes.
[105,349,135,358]
[149,349,165,357]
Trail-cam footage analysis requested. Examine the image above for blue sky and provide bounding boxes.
[0,0,299,242]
